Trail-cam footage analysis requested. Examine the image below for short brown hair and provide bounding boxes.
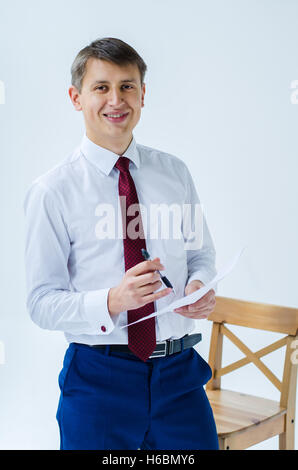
[71,37,147,93]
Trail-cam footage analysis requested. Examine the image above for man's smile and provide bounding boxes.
[103,112,129,123]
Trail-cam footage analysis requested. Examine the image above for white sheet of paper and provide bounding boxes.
[120,246,245,329]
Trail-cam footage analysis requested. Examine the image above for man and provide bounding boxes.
[24,37,219,450]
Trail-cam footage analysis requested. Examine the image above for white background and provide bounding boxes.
[0,0,297,450]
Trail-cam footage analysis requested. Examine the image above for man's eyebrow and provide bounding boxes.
[90,79,137,87]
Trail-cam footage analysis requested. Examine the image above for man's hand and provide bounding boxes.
[108,257,172,316]
[174,280,216,319]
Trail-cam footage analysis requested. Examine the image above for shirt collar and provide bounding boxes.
[80,132,140,176]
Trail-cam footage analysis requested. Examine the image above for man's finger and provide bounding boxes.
[129,257,164,276]
[174,299,210,313]
[174,306,190,313]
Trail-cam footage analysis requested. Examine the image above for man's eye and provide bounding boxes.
[94,85,133,91]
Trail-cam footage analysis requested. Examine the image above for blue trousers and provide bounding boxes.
[56,342,219,450]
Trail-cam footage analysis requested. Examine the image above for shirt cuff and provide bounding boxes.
[83,288,117,335]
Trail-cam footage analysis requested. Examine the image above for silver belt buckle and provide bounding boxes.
[167,339,174,355]
[149,340,167,358]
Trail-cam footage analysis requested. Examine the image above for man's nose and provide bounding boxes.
[107,88,123,106]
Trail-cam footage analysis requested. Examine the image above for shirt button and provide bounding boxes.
[101,325,107,332]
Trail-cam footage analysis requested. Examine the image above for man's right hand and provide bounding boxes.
[107,257,172,316]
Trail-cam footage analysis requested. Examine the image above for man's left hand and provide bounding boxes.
[174,280,216,319]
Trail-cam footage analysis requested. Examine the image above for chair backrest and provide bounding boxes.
[209,296,298,335]
[206,296,298,410]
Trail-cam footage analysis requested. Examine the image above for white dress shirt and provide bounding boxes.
[23,133,217,345]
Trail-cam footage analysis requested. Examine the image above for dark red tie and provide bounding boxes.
[115,156,156,362]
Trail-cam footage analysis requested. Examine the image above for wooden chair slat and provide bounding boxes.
[217,336,287,377]
[221,324,282,391]
[209,296,298,335]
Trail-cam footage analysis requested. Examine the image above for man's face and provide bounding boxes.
[69,58,145,149]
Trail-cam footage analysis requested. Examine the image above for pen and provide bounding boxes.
[141,249,175,295]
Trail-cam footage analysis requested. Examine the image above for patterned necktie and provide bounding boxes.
[115,156,156,362]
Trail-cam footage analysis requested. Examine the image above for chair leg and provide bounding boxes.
[279,429,294,450]
[218,437,229,450]
[279,412,295,450]
[279,432,286,449]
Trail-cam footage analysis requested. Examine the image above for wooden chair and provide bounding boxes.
[206,296,298,450]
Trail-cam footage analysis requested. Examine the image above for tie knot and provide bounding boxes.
[115,156,131,173]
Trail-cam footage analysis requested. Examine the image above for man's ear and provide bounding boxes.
[141,82,146,107]
[68,85,82,111]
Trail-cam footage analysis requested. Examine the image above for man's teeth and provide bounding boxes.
[106,113,127,118]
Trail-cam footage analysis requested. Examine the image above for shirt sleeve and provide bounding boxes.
[181,164,218,293]
[23,181,116,336]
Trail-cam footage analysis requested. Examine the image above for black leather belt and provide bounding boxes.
[90,333,202,359]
